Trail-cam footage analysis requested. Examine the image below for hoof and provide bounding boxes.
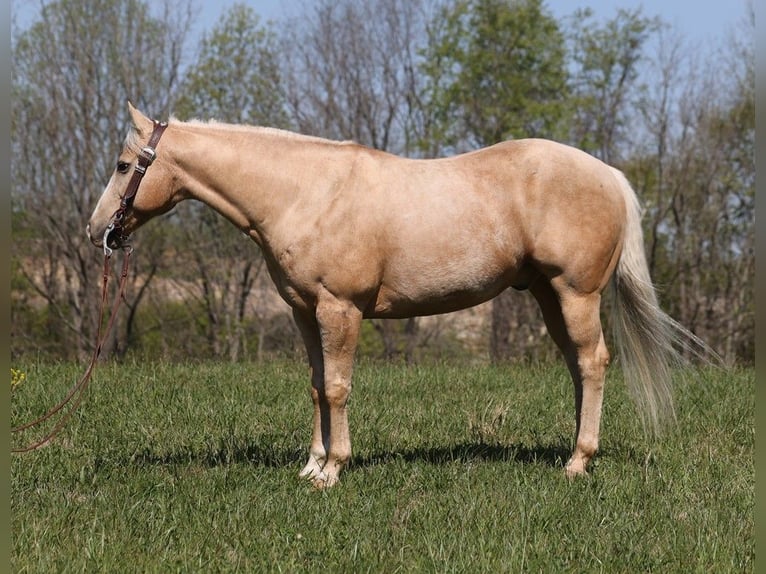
[299,457,324,479]
[310,471,339,490]
[565,458,589,479]
[299,460,339,488]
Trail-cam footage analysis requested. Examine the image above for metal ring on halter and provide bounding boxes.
[102,223,115,257]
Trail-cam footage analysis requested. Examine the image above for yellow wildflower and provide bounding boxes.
[11,368,26,390]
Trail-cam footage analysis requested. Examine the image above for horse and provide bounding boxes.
[87,103,700,488]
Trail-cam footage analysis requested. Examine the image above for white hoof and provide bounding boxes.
[299,456,324,479]
[311,471,339,489]
[564,458,589,479]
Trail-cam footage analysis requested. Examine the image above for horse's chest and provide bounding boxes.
[262,250,314,311]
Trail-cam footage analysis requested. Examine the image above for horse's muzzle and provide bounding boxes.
[86,222,118,248]
[86,223,101,247]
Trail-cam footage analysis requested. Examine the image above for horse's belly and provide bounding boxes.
[368,287,499,318]
[367,256,531,318]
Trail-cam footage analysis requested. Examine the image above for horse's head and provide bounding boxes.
[87,102,177,252]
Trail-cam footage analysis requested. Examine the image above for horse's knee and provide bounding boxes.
[324,379,351,408]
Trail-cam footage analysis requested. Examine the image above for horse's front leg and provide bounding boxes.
[292,309,327,481]
[310,293,362,488]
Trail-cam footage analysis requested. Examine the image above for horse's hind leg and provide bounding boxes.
[531,279,610,477]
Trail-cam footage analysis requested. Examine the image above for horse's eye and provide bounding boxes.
[116,161,130,174]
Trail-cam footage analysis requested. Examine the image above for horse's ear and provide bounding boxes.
[127,101,152,136]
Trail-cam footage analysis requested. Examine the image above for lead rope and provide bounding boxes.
[11,247,132,453]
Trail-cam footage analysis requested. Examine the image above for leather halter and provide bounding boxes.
[103,119,168,254]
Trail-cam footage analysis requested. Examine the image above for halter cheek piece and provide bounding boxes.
[103,119,168,255]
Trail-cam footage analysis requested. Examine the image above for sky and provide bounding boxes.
[194,0,748,46]
[13,0,749,47]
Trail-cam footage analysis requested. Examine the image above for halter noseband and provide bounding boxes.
[103,119,168,255]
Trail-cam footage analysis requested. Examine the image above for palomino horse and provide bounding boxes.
[88,103,696,488]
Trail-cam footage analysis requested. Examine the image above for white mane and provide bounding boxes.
[174,117,349,146]
[122,115,354,157]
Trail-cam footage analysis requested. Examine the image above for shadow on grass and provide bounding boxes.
[128,440,574,471]
[354,441,572,469]
[127,442,305,469]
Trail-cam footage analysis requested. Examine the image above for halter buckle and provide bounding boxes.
[140,146,157,165]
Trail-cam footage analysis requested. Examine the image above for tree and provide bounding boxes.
[11,0,195,359]
[567,8,660,163]
[422,0,569,152]
[628,10,754,363]
[170,3,289,360]
[174,3,287,126]
[281,0,429,155]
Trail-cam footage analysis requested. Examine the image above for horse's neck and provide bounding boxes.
[170,123,337,243]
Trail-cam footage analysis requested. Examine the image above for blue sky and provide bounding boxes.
[14,0,749,46]
[196,0,748,46]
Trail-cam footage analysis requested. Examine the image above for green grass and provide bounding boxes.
[11,360,753,572]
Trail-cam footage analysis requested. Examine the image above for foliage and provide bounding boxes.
[11,360,754,571]
[421,0,569,151]
[174,3,287,126]
[103,296,299,362]
[566,7,661,163]
[626,10,755,362]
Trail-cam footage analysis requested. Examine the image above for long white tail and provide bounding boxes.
[609,168,712,433]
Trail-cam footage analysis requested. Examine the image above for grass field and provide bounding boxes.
[11,359,753,572]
